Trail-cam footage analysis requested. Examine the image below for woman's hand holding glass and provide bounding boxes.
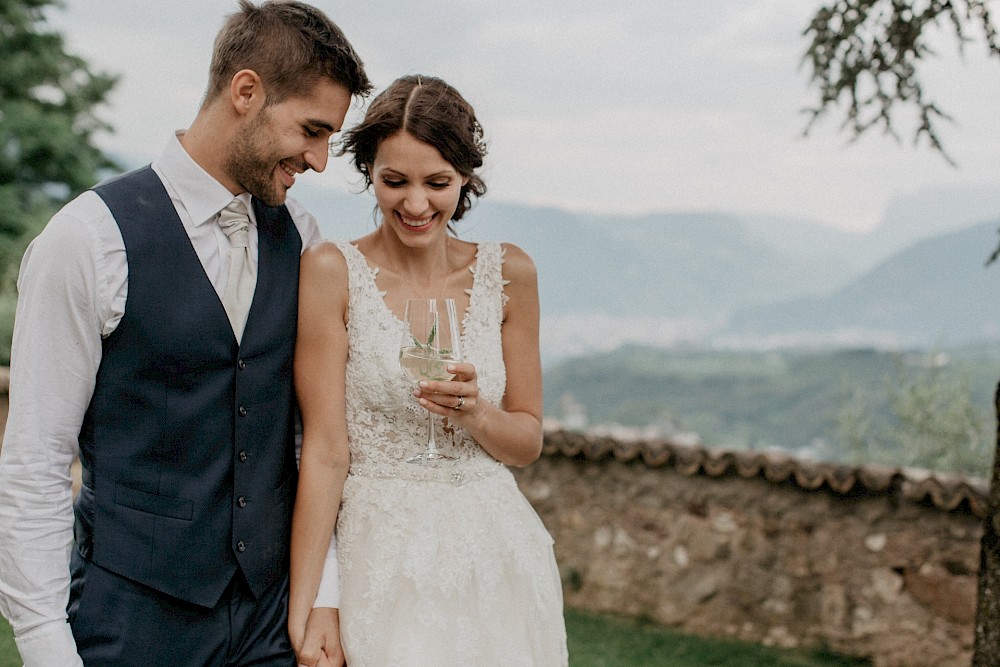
[399,298,464,463]
[413,360,480,420]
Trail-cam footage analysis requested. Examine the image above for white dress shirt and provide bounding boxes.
[0,134,339,666]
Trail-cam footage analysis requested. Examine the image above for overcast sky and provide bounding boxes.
[47,0,1000,232]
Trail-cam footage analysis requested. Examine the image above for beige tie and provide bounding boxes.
[217,199,257,343]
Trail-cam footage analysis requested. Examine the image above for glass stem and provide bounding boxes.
[426,412,439,454]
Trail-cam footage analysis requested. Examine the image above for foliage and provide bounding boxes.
[836,354,992,475]
[802,0,1000,163]
[0,0,118,323]
[544,344,998,477]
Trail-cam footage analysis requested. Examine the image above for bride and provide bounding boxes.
[287,75,568,666]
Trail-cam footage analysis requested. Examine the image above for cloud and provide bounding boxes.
[46,0,1000,230]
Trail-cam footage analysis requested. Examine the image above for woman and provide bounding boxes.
[288,75,568,666]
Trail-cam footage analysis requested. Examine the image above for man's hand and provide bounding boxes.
[294,607,344,667]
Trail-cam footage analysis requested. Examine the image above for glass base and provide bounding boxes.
[406,451,457,464]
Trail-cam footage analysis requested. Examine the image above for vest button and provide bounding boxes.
[237,541,246,552]
[238,405,247,417]
[238,496,247,508]
[237,359,246,370]
[239,450,248,462]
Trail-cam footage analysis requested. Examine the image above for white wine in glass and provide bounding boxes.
[399,298,463,463]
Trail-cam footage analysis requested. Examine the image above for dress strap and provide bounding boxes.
[333,240,364,278]
[469,242,509,312]
[335,241,382,295]
[334,241,390,335]
[461,242,509,348]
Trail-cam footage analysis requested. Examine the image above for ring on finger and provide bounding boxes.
[455,396,465,410]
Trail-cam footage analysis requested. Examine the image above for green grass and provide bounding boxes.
[0,615,18,667]
[565,609,870,666]
[0,609,869,666]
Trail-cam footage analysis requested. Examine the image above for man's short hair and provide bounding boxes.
[207,0,371,104]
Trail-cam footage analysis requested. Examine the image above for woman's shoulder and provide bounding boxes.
[300,239,350,280]
[497,242,537,281]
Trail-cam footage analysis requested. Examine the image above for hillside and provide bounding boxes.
[721,220,1000,348]
[543,344,999,475]
[877,183,1000,255]
[463,205,847,317]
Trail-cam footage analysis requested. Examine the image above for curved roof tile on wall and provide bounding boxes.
[542,428,991,518]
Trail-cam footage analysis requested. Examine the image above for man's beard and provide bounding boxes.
[224,109,286,207]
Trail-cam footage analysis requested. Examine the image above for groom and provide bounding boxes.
[0,2,369,665]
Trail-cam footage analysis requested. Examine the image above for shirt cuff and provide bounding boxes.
[14,619,83,667]
[312,531,340,608]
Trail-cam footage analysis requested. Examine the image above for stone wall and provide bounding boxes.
[512,429,988,667]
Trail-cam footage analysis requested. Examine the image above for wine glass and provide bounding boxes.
[399,298,463,463]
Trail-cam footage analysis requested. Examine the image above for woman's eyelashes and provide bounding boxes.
[380,177,452,190]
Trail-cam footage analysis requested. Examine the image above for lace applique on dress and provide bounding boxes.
[331,240,568,667]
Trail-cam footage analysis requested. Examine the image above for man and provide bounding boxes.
[0,2,370,665]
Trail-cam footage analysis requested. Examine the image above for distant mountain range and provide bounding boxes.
[290,181,1000,361]
[720,220,1000,349]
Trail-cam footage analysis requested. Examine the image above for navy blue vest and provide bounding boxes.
[74,166,301,607]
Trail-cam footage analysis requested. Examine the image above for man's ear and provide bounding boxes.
[229,69,265,116]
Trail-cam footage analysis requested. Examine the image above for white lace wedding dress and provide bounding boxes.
[334,241,568,667]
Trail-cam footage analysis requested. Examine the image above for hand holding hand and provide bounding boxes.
[294,607,345,667]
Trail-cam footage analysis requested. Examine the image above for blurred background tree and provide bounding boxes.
[0,0,118,362]
[801,2,1000,663]
[836,356,991,476]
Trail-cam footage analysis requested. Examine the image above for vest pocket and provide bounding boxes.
[114,483,194,521]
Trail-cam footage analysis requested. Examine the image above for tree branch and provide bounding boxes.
[802,0,1000,164]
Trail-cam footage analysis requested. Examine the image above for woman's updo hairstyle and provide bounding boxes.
[340,75,487,221]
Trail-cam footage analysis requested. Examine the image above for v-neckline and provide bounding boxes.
[349,242,479,344]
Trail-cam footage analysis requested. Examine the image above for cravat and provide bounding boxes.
[217,198,257,343]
